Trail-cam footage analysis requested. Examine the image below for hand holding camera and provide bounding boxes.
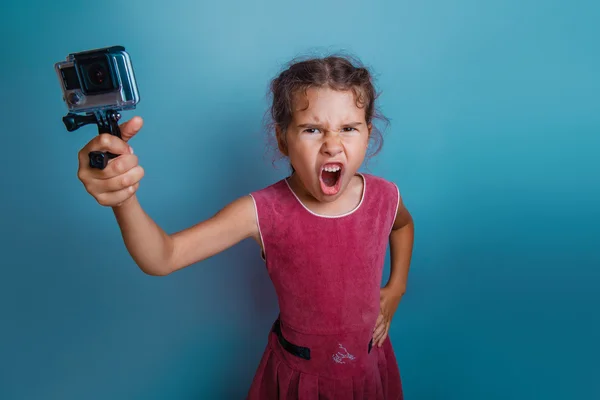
[77,116,145,207]
[55,45,145,206]
[55,45,140,169]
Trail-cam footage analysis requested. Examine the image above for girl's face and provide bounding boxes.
[277,87,371,203]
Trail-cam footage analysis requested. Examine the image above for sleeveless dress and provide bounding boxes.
[247,173,404,400]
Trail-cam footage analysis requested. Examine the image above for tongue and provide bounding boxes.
[322,171,338,187]
[320,169,341,196]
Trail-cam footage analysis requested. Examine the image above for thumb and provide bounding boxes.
[119,116,143,142]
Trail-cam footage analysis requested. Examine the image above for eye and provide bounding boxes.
[303,128,321,134]
[341,127,356,132]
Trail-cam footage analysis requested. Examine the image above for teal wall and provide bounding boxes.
[1,0,598,398]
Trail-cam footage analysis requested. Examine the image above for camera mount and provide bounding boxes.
[62,109,122,169]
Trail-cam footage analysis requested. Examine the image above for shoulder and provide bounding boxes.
[363,174,413,231]
[216,179,286,224]
[213,180,285,243]
[361,172,396,186]
[362,173,405,227]
[362,173,400,199]
[250,178,288,200]
[248,178,292,222]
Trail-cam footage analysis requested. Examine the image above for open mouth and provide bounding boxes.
[319,163,343,195]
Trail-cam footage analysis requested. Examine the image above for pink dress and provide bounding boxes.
[247,173,404,400]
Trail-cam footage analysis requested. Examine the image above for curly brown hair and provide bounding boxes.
[264,53,389,165]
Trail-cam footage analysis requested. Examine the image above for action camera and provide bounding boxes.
[55,45,140,169]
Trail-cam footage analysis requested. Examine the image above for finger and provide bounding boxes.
[373,313,384,332]
[373,330,384,346]
[373,322,386,341]
[96,182,139,207]
[80,154,139,182]
[377,330,388,347]
[79,134,133,166]
[89,165,144,194]
[100,154,140,180]
[374,322,389,346]
[119,116,143,142]
[372,322,382,336]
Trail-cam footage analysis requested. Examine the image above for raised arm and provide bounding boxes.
[76,118,260,276]
[112,194,259,276]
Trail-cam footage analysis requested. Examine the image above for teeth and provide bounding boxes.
[323,165,341,172]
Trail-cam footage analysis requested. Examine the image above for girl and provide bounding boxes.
[77,55,414,399]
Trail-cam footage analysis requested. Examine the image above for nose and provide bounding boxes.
[321,135,343,157]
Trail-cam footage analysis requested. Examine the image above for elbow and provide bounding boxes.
[142,269,171,277]
[137,237,175,276]
[137,262,174,277]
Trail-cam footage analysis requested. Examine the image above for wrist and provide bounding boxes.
[384,282,406,296]
[112,194,139,213]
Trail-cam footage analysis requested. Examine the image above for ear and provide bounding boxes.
[276,125,289,156]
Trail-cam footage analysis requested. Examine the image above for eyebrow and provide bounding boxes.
[297,122,364,128]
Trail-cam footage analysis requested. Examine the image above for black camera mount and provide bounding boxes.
[62,109,122,169]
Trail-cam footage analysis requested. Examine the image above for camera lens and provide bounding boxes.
[88,63,107,86]
[77,54,116,95]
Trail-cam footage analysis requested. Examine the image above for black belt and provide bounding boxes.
[272,319,374,361]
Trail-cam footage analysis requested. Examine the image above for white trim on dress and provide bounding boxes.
[249,194,266,262]
[283,173,367,219]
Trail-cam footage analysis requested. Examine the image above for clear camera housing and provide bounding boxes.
[55,45,140,114]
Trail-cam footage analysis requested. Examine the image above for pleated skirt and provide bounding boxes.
[247,321,403,399]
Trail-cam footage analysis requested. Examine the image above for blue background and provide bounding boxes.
[1,0,598,398]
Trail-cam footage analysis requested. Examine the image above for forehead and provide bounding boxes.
[291,87,366,122]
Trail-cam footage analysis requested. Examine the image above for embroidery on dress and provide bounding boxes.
[332,343,356,364]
